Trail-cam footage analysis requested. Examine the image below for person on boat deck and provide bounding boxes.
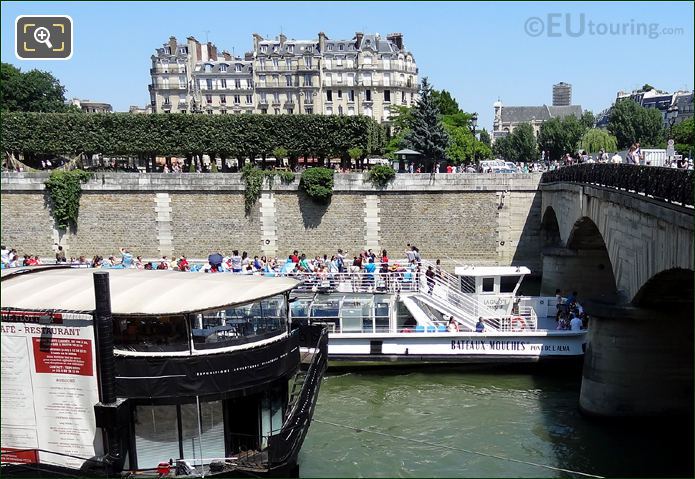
[475,317,485,333]
[569,313,583,331]
[447,316,459,332]
[555,289,563,320]
[364,257,377,283]
[425,266,435,294]
[557,312,569,330]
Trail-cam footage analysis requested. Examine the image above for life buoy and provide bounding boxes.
[511,316,527,332]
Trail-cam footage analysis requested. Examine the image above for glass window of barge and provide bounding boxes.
[190,294,287,350]
[113,315,189,353]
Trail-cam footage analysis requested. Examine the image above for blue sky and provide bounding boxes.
[2,1,693,129]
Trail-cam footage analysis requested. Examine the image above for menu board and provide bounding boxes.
[1,312,103,469]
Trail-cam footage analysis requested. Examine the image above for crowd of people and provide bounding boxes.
[554,289,587,331]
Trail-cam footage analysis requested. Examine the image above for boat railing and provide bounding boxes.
[484,305,538,332]
[290,270,420,294]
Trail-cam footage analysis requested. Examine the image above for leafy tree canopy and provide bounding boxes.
[404,77,450,171]
[537,115,586,161]
[671,117,694,156]
[1,62,75,113]
[579,128,618,154]
[607,100,664,149]
[431,89,461,115]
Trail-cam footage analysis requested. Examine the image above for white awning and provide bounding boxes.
[453,266,531,277]
[1,268,299,316]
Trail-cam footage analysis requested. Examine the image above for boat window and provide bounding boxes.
[374,298,390,333]
[460,276,476,293]
[191,294,287,350]
[396,301,416,331]
[133,405,180,468]
[180,401,225,462]
[114,315,189,353]
[341,296,373,333]
[482,277,495,293]
[310,296,341,331]
[500,275,521,293]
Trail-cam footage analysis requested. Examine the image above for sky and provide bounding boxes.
[1,1,693,129]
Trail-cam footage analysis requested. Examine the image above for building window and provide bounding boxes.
[384,90,391,102]
[220,64,228,72]
[221,109,228,114]
[272,58,279,68]
[206,79,213,90]
[206,95,213,104]
[348,90,355,102]
[162,77,169,89]
[286,75,292,87]
[348,106,355,116]
[220,79,227,89]
[179,76,186,88]
[163,96,170,105]
[220,95,226,104]
[207,110,213,115]
[288,45,294,53]
[364,55,372,65]
[337,90,342,99]
[204,64,212,73]
[272,75,279,86]
[235,64,242,72]
[306,46,313,53]
[336,72,343,84]
[259,58,266,70]
[326,90,332,102]
[382,57,391,69]
[304,92,313,105]
[260,45,268,53]
[179,47,188,54]
[402,91,406,103]
[259,75,266,85]
[365,90,372,102]
[273,45,279,53]
[339,44,344,51]
[246,79,253,88]
[261,109,268,114]
[235,79,241,89]
[305,107,313,114]
[273,92,280,103]
[306,57,312,68]
[383,74,390,87]
[274,108,280,115]
[303,74,312,86]
[336,56,343,67]
[327,44,333,51]
[260,92,267,103]
[246,95,253,104]
[364,105,372,117]
[326,107,333,115]
[287,108,294,114]
[234,95,241,104]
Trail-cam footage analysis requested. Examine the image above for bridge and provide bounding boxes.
[540,164,694,418]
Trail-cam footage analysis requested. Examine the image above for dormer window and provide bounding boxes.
[288,44,294,53]
[204,64,212,73]
[235,64,242,72]
[306,45,313,53]
[260,45,268,53]
[219,64,228,72]
[327,44,333,51]
[273,44,279,53]
[339,44,344,51]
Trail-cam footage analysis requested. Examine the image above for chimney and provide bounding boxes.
[279,33,287,45]
[355,32,364,49]
[222,50,232,61]
[252,33,263,52]
[208,42,218,60]
[387,32,403,50]
[245,52,254,61]
[187,36,200,62]
[168,36,177,53]
[318,32,327,52]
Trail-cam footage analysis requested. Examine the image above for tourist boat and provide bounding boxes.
[288,260,586,366]
[0,266,327,477]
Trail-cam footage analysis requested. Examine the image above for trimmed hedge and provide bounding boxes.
[1,112,385,158]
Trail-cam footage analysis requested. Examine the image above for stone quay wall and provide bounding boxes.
[1,172,543,272]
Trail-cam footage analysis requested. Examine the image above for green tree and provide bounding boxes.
[581,110,596,129]
[579,128,618,153]
[492,135,514,161]
[537,115,586,161]
[441,111,474,129]
[479,128,491,146]
[639,84,655,92]
[607,100,664,149]
[444,124,476,165]
[671,117,694,156]
[1,63,73,113]
[509,123,537,163]
[405,77,450,171]
[431,89,460,115]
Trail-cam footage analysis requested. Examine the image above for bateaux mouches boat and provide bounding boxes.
[0,266,327,478]
[287,260,586,367]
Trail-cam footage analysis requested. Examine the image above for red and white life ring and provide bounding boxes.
[511,316,527,332]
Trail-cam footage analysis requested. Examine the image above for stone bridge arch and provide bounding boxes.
[541,183,694,304]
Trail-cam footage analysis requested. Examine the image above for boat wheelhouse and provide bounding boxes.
[0,267,327,477]
[288,260,585,365]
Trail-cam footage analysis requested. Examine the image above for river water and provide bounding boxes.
[299,370,693,478]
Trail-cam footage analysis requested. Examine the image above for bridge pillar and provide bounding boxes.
[540,247,616,301]
[579,302,693,417]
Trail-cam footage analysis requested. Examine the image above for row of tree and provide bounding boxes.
[493,96,691,162]
[2,112,385,169]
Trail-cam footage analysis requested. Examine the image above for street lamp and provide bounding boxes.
[469,112,478,166]
[667,105,679,138]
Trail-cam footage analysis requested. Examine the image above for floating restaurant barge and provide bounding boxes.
[0,267,327,477]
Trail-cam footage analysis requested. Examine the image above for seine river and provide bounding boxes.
[299,370,693,478]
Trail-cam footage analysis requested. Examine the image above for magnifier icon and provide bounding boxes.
[33,27,53,49]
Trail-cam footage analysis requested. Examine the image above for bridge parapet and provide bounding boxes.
[541,164,694,207]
